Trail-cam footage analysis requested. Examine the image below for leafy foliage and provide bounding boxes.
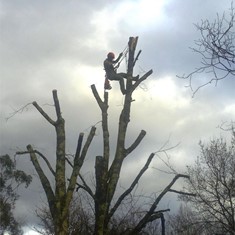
[0,154,32,235]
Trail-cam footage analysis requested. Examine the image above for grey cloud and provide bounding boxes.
[1,0,235,232]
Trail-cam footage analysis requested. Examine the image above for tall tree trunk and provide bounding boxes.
[17,90,96,235]
[92,36,153,235]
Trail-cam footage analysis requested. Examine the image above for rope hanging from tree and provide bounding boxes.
[115,45,129,71]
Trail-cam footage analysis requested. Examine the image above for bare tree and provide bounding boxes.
[16,91,96,235]
[35,191,161,235]
[180,3,235,95]
[180,132,235,234]
[167,204,209,235]
[89,36,193,235]
[16,36,193,235]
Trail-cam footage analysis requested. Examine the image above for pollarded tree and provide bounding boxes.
[180,131,235,234]
[0,154,32,235]
[16,91,96,235]
[16,36,193,235]
[86,36,194,235]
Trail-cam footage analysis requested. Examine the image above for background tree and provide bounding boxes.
[179,131,235,234]
[167,204,209,235]
[178,4,235,234]
[180,3,235,94]
[0,154,32,235]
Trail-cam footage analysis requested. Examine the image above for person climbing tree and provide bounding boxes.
[103,51,139,94]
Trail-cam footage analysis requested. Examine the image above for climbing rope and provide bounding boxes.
[114,45,128,71]
[118,45,129,72]
[119,46,128,62]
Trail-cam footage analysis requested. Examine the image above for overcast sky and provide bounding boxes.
[1,0,235,234]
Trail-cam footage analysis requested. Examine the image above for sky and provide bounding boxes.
[1,0,235,234]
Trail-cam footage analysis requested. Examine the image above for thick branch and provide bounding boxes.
[126,130,146,155]
[127,36,138,74]
[32,101,55,125]
[132,174,190,233]
[160,213,165,235]
[168,188,196,196]
[80,126,96,163]
[66,133,84,196]
[125,36,139,94]
[32,150,55,176]
[52,90,61,119]
[91,84,105,110]
[149,211,167,235]
[26,145,55,218]
[154,209,170,214]
[16,149,55,176]
[132,69,153,91]
[75,133,84,159]
[67,127,96,206]
[153,174,190,209]
[108,153,155,221]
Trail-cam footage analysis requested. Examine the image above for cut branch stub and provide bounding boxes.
[90,84,108,113]
[127,37,138,92]
[52,90,61,119]
[75,133,84,159]
[126,130,146,155]
[132,69,153,92]
[128,36,138,75]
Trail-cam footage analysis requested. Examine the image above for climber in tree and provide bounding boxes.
[103,52,139,94]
